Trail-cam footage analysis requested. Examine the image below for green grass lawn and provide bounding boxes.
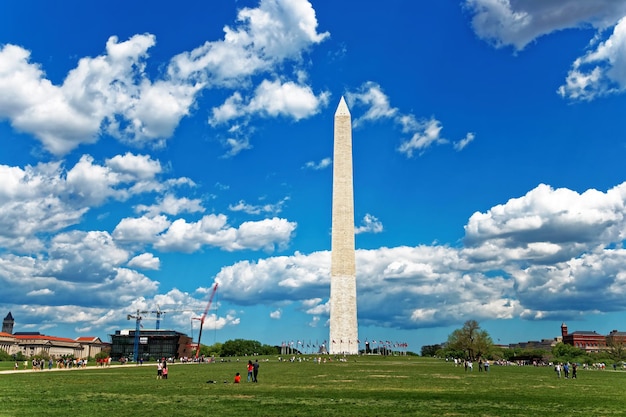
[1,356,624,416]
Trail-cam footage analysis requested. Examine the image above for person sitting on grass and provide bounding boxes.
[234,372,241,383]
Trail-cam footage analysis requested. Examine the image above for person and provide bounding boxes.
[555,363,561,378]
[157,361,163,379]
[247,360,254,382]
[563,362,570,379]
[253,359,259,382]
[572,363,577,379]
[234,372,241,383]
[484,360,490,372]
[162,365,168,379]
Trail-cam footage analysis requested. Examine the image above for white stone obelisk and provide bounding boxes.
[329,96,358,354]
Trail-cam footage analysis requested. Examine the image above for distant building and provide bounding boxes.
[508,338,559,351]
[13,333,85,358]
[110,329,192,361]
[2,312,14,334]
[607,330,626,344]
[561,323,607,353]
[0,312,108,358]
[504,324,626,354]
[0,331,18,354]
[75,336,107,358]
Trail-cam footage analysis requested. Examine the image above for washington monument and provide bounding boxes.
[329,97,358,354]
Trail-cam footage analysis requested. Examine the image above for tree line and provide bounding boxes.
[421,319,626,365]
[196,338,279,358]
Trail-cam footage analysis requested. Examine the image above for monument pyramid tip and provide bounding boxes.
[335,96,350,116]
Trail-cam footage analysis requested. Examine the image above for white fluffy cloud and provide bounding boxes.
[136,194,205,216]
[169,0,328,82]
[303,157,332,170]
[0,0,329,155]
[355,214,383,235]
[463,183,626,263]
[228,197,289,215]
[210,180,626,329]
[558,16,626,100]
[127,253,161,270]
[210,79,330,126]
[465,0,626,51]
[347,82,472,157]
[153,214,297,253]
[347,82,398,128]
[464,0,626,101]
[5,174,626,333]
[0,153,165,249]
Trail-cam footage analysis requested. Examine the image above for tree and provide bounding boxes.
[0,350,13,361]
[421,344,442,357]
[606,335,626,363]
[551,342,585,363]
[200,342,223,358]
[220,339,279,356]
[446,320,493,360]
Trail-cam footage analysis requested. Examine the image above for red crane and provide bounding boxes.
[193,283,218,359]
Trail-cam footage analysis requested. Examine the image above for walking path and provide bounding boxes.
[0,363,161,375]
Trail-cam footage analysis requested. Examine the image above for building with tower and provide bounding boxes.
[559,322,626,353]
[2,312,14,334]
[329,97,359,354]
[0,312,108,358]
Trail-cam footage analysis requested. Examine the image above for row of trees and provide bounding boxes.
[196,339,279,358]
[421,320,626,365]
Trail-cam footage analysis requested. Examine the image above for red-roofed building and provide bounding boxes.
[75,336,107,358]
[13,333,84,358]
[0,312,110,359]
[0,331,18,354]
[0,332,108,359]
[561,323,610,353]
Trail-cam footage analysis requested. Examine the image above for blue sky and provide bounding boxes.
[2,0,626,352]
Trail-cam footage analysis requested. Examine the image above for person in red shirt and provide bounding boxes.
[234,372,241,383]
[247,360,254,382]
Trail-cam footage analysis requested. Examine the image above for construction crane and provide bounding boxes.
[127,310,148,363]
[192,283,218,359]
[149,305,165,330]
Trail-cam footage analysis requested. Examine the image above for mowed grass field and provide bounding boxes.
[1,356,625,416]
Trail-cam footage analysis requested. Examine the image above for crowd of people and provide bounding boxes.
[18,357,92,371]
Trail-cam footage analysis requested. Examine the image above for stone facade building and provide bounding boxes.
[0,312,108,359]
